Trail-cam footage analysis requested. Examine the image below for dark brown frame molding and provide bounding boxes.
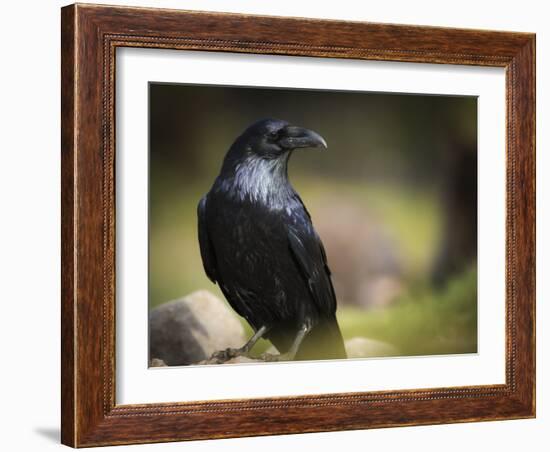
[61,3,536,447]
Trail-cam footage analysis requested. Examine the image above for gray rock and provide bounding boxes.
[266,338,398,360]
[149,290,247,366]
[215,338,399,363]
[345,336,399,358]
[197,355,262,365]
[149,358,167,367]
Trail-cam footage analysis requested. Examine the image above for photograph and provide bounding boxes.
[54,2,536,447]
[147,83,478,367]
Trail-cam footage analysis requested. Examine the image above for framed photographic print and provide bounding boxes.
[61,3,535,447]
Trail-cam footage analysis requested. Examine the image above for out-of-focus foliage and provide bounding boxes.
[149,83,478,357]
[337,266,478,356]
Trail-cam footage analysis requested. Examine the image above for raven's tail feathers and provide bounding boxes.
[295,317,347,361]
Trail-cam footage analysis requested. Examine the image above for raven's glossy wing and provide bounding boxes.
[197,196,218,284]
[287,225,337,316]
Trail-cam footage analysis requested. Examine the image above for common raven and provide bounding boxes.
[197,118,346,361]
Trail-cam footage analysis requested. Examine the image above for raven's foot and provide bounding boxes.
[209,347,249,363]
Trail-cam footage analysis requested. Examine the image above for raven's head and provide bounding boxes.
[232,118,327,160]
[217,119,327,205]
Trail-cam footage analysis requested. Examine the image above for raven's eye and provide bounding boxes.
[268,130,279,140]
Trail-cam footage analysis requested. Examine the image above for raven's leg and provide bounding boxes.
[210,325,269,362]
[261,324,311,362]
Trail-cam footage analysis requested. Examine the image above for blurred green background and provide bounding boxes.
[149,83,478,357]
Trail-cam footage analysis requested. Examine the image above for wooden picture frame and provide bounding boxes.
[61,3,535,447]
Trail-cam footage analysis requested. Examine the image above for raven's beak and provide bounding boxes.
[279,126,328,150]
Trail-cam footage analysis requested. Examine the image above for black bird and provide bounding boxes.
[197,118,346,361]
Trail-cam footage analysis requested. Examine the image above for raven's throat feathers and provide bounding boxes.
[216,154,295,208]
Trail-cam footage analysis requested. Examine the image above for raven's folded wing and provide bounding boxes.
[288,227,337,316]
[197,196,218,283]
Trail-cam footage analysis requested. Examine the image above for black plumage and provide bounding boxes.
[197,118,346,361]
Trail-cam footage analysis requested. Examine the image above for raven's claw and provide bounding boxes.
[210,347,244,363]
